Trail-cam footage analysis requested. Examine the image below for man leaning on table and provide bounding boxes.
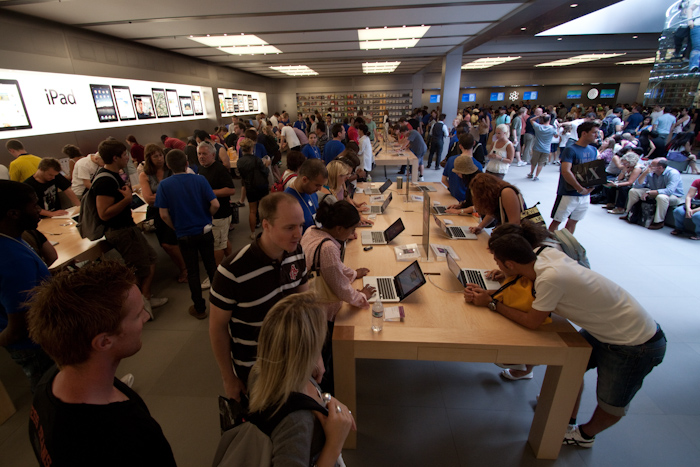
[464,234,666,448]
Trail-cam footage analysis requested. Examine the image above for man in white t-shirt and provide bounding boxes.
[464,234,666,449]
[70,153,103,198]
[278,123,301,151]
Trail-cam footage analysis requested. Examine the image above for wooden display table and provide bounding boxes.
[373,141,419,183]
[333,183,591,459]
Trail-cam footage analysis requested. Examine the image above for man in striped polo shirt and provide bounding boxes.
[209,192,309,401]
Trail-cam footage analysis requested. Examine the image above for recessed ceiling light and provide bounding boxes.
[521,27,527,31]
[269,65,318,76]
[557,37,563,40]
[616,57,655,65]
[633,35,638,38]
[189,35,282,55]
[570,3,578,7]
[461,56,521,70]
[363,61,401,73]
[357,26,430,49]
[536,53,625,67]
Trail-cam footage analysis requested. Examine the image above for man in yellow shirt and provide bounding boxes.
[6,139,42,182]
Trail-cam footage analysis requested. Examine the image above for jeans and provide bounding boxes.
[689,26,700,70]
[178,230,217,313]
[673,205,700,235]
[427,138,443,167]
[7,347,55,393]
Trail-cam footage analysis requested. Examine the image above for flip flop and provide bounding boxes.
[670,230,682,236]
[690,236,700,241]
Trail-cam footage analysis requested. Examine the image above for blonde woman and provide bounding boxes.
[484,124,514,179]
[318,160,373,225]
[247,293,355,467]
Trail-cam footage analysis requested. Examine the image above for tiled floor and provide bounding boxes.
[1,157,699,466]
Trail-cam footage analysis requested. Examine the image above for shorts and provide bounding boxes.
[148,207,178,246]
[552,195,590,222]
[510,137,520,150]
[245,186,269,203]
[530,150,548,166]
[105,225,157,279]
[581,327,666,416]
[550,143,559,153]
[212,216,232,250]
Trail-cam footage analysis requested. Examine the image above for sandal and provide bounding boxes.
[177,270,188,283]
[670,230,682,236]
[235,201,246,207]
[500,369,533,381]
[690,236,700,241]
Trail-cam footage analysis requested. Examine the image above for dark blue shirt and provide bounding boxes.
[443,156,483,202]
[302,145,321,160]
[323,140,345,164]
[155,174,216,237]
[557,143,598,196]
[284,187,318,233]
[293,120,307,133]
[254,143,268,159]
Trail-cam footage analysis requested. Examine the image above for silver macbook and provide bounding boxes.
[433,215,477,240]
[363,260,426,303]
[432,205,447,215]
[412,184,437,192]
[366,179,392,195]
[446,254,500,290]
[361,217,405,245]
[368,192,393,214]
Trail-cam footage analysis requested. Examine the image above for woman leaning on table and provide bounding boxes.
[468,173,524,235]
[301,200,375,394]
[246,292,356,467]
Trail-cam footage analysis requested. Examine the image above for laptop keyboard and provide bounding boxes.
[370,206,381,213]
[447,226,467,238]
[434,206,446,214]
[377,277,396,300]
[464,270,486,289]
[372,232,384,243]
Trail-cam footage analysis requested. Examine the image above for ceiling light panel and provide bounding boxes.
[269,65,318,76]
[363,61,401,73]
[616,57,656,65]
[358,26,429,50]
[535,53,625,67]
[461,56,521,69]
[189,34,281,55]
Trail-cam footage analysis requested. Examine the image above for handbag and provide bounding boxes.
[218,394,249,434]
[491,275,552,324]
[499,190,545,226]
[308,237,340,303]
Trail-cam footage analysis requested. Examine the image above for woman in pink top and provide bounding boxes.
[301,200,375,392]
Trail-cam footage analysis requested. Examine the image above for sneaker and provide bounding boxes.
[500,369,534,381]
[201,277,211,289]
[419,176,424,181]
[554,161,561,165]
[527,173,533,179]
[563,425,595,448]
[189,305,207,320]
[532,176,539,181]
[250,232,257,240]
[119,373,134,388]
[149,297,168,308]
[517,161,527,167]
[142,295,154,321]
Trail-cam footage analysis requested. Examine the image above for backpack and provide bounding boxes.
[431,121,444,139]
[600,116,617,138]
[212,393,327,467]
[271,172,296,193]
[550,229,591,269]
[77,171,120,241]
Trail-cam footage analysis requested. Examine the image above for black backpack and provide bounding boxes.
[600,116,617,138]
[431,121,444,139]
[77,171,120,241]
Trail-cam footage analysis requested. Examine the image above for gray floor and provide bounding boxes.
[1,158,699,467]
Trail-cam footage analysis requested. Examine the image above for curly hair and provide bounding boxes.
[143,143,164,176]
[469,173,516,216]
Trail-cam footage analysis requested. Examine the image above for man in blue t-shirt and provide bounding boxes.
[284,159,328,232]
[399,125,428,181]
[155,150,219,320]
[549,121,600,234]
[529,114,557,181]
[323,124,346,164]
[293,113,308,134]
[0,181,54,392]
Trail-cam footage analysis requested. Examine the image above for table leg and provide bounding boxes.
[0,379,16,425]
[528,340,590,459]
[333,325,357,449]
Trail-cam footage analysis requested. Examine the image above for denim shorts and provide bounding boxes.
[581,326,666,416]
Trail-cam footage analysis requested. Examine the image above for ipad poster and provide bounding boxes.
[89,84,118,123]
[111,85,136,121]
[166,89,181,117]
[192,91,203,115]
[152,88,169,118]
[133,94,156,119]
[0,79,32,130]
[180,95,194,116]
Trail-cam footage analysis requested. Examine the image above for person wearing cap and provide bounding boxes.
[494,106,510,126]
[444,134,483,215]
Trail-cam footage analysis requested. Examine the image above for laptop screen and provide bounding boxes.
[446,253,462,282]
[433,215,447,233]
[383,218,405,242]
[395,260,426,300]
[380,192,393,211]
[379,179,392,193]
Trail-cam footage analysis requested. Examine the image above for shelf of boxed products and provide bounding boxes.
[297,91,412,128]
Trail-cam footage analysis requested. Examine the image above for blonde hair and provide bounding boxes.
[248,292,326,415]
[496,123,510,134]
[239,137,255,154]
[325,160,351,193]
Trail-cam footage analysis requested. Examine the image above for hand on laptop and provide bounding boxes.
[485,269,504,281]
[359,284,376,300]
[469,226,483,235]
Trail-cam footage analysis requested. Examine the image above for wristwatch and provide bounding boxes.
[488,299,499,312]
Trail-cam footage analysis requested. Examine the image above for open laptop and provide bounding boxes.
[368,192,393,214]
[361,217,405,245]
[433,215,477,240]
[432,204,447,215]
[366,179,392,195]
[446,253,500,290]
[363,260,426,302]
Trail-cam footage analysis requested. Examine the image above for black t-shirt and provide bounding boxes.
[24,174,71,213]
[198,161,234,219]
[92,168,134,230]
[29,367,176,467]
[649,136,669,160]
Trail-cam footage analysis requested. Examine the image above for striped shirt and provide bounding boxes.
[209,237,308,384]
